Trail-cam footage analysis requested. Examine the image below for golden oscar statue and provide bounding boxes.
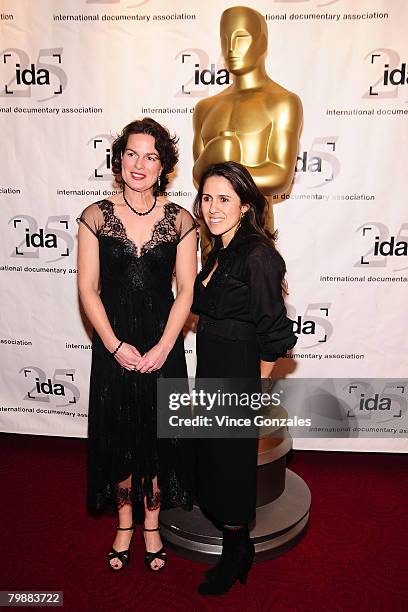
[161,8,310,563]
[193,5,303,239]
[160,6,309,563]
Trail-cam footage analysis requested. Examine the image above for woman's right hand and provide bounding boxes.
[112,342,142,371]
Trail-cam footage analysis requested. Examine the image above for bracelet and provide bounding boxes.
[111,340,123,357]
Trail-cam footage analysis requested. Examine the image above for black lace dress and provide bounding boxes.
[77,199,197,521]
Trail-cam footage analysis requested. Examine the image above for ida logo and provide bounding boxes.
[88,134,114,181]
[0,48,67,101]
[364,48,406,99]
[294,137,340,188]
[355,222,408,271]
[175,49,229,98]
[9,215,74,263]
[287,302,333,348]
[359,393,391,411]
[21,367,80,407]
[346,380,406,420]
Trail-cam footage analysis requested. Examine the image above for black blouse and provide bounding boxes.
[192,225,297,362]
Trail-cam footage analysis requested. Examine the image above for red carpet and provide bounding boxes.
[0,433,407,611]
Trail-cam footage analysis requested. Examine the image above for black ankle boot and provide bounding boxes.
[198,525,255,596]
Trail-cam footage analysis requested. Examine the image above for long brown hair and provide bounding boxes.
[194,161,288,293]
[193,161,277,247]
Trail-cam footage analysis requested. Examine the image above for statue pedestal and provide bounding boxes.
[160,419,311,562]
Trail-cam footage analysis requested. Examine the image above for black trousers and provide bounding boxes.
[195,316,260,525]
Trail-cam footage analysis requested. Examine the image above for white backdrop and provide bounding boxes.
[0,0,407,452]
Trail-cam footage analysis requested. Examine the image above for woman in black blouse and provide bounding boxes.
[192,161,297,596]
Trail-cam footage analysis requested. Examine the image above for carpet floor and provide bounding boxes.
[0,434,407,611]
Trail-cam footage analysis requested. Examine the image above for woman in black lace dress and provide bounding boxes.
[77,118,197,572]
[192,162,297,595]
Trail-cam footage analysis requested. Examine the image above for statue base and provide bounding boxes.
[160,468,311,563]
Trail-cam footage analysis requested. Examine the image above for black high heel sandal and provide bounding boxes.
[142,526,167,572]
[107,525,134,571]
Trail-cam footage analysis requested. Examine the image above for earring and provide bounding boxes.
[157,175,161,188]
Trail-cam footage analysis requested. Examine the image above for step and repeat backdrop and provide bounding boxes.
[1,0,407,451]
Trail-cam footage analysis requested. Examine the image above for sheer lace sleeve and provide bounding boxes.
[76,202,104,237]
[176,207,199,243]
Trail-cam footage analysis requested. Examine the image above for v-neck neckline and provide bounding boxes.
[200,247,225,288]
[201,262,218,288]
[104,199,170,258]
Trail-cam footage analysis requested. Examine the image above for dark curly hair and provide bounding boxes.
[111,117,179,195]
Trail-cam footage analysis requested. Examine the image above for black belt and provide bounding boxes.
[198,314,256,341]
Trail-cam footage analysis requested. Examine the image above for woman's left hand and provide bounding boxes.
[136,341,171,374]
